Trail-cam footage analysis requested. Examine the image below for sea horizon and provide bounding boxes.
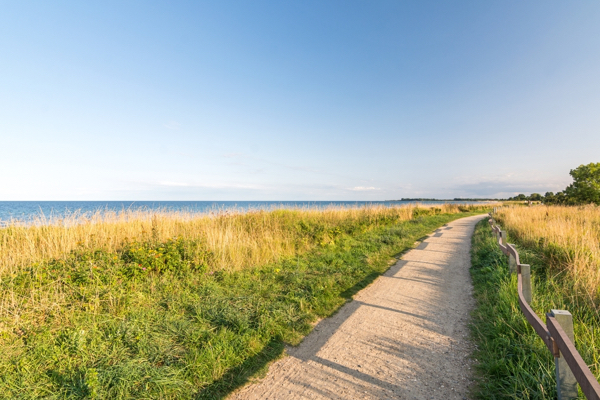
[0,200,496,225]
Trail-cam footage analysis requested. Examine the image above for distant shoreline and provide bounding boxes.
[0,200,497,225]
[386,198,501,202]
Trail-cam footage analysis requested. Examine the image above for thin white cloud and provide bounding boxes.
[158,181,264,190]
[349,186,380,191]
[163,121,181,130]
[222,152,246,158]
[448,172,571,197]
[159,181,190,187]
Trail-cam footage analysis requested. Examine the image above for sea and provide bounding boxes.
[0,200,493,225]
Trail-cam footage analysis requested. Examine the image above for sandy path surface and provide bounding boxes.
[229,214,485,400]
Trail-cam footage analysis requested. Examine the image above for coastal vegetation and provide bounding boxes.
[390,198,501,202]
[469,205,600,399]
[508,162,600,205]
[0,204,486,399]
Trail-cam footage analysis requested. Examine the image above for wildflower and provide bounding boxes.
[142,268,147,271]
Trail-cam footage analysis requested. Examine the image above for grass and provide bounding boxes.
[0,204,487,399]
[469,210,600,399]
[493,205,600,303]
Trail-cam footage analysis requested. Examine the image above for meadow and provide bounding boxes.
[469,205,600,399]
[0,204,487,399]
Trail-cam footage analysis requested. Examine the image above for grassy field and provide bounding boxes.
[469,205,600,399]
[494,205,600,302]
[0,204,487,399]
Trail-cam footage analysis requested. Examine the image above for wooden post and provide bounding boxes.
[509,252,517,274]
[551,310,578,400]
[501,230,507,246]
[520,264,532,304]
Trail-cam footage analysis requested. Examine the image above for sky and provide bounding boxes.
[1,1,599,201]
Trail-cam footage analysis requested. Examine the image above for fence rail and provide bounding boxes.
[488,209,600,400]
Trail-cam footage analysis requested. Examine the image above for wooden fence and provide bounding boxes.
[488,209,600,400]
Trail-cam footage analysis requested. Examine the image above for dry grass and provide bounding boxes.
[0,203,489,398]
[0,203,474,278]
[494,204,600,301]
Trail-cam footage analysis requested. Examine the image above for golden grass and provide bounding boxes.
[494,205,600,300]
[0,203,476,278]
[0,203,490,397]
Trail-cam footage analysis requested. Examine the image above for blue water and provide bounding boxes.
[0,200,490,225]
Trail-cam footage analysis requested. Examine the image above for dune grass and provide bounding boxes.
[493,205,600,304]
[0,205,429,276]
[469,208,600,399]
[0,204,487,399]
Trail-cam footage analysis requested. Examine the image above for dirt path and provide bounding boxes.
[229,215,485,400]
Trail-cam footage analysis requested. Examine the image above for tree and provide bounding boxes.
[529,193,542,201]
[564,163,600,205]
[543,192,556,204]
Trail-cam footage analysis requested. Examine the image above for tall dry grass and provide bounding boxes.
[0,203,475,277]
[0,203,489,398]
[494,205,600,301]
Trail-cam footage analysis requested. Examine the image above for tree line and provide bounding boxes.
[507,162,600,205]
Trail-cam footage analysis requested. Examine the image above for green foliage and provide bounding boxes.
[542,191,568,205]
[120,237,211,276]
[84,368,100,399]
[529,193,542,202]
[469,219,600,399]
[0,210,487,399]
[540,162,600,205]
[412,207,444,218]
[565,162,600,205]
[542,192,556,204]
[469,220,556,399]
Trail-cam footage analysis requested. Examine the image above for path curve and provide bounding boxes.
[229,214,486,400]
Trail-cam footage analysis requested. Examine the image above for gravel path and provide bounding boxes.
[229,215,486,400]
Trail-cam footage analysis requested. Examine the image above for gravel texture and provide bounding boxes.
[228,214,486,400]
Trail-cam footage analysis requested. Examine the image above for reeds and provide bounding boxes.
[0,203,488,398]
[0,203,477,277]
[494,205,600,302]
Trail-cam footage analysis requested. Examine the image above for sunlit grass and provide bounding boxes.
[470,207,600,399]
[0,203,485,277]
[494,205,600,305]
[0,203,487,398]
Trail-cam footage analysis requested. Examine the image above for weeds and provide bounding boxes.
[0,204,487,399]
[493,205,600,304]
[470,216,600,399]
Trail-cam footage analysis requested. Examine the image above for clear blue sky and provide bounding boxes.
[1,1,599,200]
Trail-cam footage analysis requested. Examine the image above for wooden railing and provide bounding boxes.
[489,209,600,400]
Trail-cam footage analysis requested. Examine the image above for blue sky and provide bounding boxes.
[1,1,599,200]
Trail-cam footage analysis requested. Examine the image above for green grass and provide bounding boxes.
[0,209,486,399]
[469,218,600,399]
